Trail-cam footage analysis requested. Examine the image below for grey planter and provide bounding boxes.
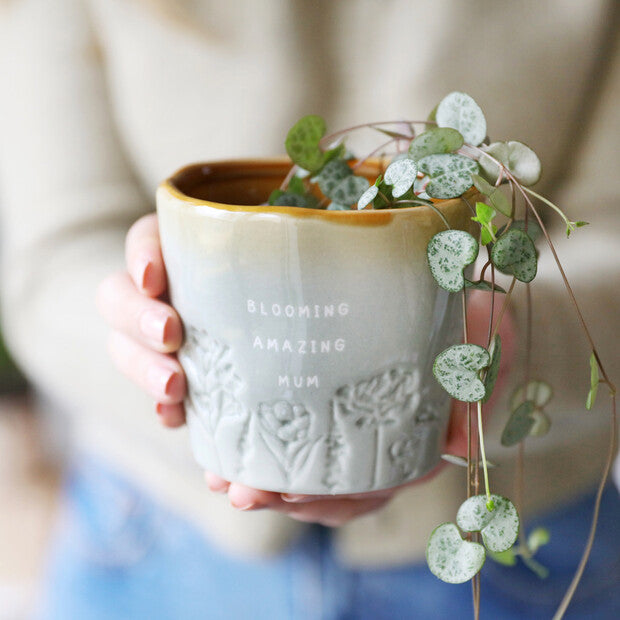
[157,159,477,494]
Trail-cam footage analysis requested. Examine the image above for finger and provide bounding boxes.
[108,331,186,404]
[125,214,167,297]
[204,472,231,494]
[226,482,281,511]
[284,497,391,527]
[97,271,182,352]
[156,402,186,428]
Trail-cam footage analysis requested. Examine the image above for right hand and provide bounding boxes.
[96,214,187,427]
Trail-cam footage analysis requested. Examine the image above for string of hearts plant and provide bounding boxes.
[278,92,617,620]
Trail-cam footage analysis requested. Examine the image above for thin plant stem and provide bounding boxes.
[319,119,436,149]
[552,393,617,620]
[485,259,496,348]
[469,145,615,391]
[522,187,575,231]
[279,165,298,191]
[353,138,400,170]
[477,400,492,505]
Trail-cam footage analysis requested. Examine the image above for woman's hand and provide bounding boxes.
[96,214,186,427]
[97,213,515,527]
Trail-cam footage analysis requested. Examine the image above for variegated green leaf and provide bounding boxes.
[491,229,538,283]
[384,158,418,198]
[426,523,485,584]
[427,230,479,293]
[482,335,501,403]
[330,174,370,205]
[433,344,490,402]
[313,158,351,196]
[457,494,519,553]
[479,141,542,186]
[357,185,378,210]
[501,401,536,446]
[285,115,327,173]
[408,127,464,161]
[418,153,479,199]
[436,92,487,146]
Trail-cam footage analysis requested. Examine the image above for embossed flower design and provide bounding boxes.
[334,366,421,429]
[179,325,245,431]
[389,432,423,478]
[257,401,315,481]
[258,401,310,444]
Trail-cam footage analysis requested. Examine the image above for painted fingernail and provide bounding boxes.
[147,366,177,397]
[232,502,256,511]
[133,258,153,292]
[280,494,309,503]
[140,310,170,344]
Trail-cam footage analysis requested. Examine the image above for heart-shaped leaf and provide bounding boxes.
[408,127,464,161]
[482,335,501,403]
[479,141,542,186]
[508,219,543,243]
[418,153,480,199]
[433,344,490,402]
[457,495,519,553]
[384,158,418,198]
[464,279,507,294]
[427,230,479,293]
[330,174,369,205]
[285,115,327,173]
[436,92,487,146]
[471,173,512,217]
[501,401,536,446]
[510,380,553,410]
[357,185,378,210]
[426,522,486,584]
[491,229,538,283]
[313,158,352,196]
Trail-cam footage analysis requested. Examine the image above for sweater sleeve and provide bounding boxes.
[0,0,304,556]
[0,0,152,417]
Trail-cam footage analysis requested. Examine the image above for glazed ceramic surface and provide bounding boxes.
[157,160,478,494]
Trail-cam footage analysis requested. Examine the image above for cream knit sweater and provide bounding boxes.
[0,0,618,566]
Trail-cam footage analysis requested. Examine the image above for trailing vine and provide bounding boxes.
[277,92,617,619]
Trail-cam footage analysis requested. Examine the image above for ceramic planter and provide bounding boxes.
[157,159,478,494]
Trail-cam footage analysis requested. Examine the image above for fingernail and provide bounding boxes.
[281,494,309,503]
[232,502,256,511]
[147,366,177,396]
[140,310,170,344]
[133,258,153,292]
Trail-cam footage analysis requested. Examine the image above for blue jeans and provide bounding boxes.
[39,458,620,619]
